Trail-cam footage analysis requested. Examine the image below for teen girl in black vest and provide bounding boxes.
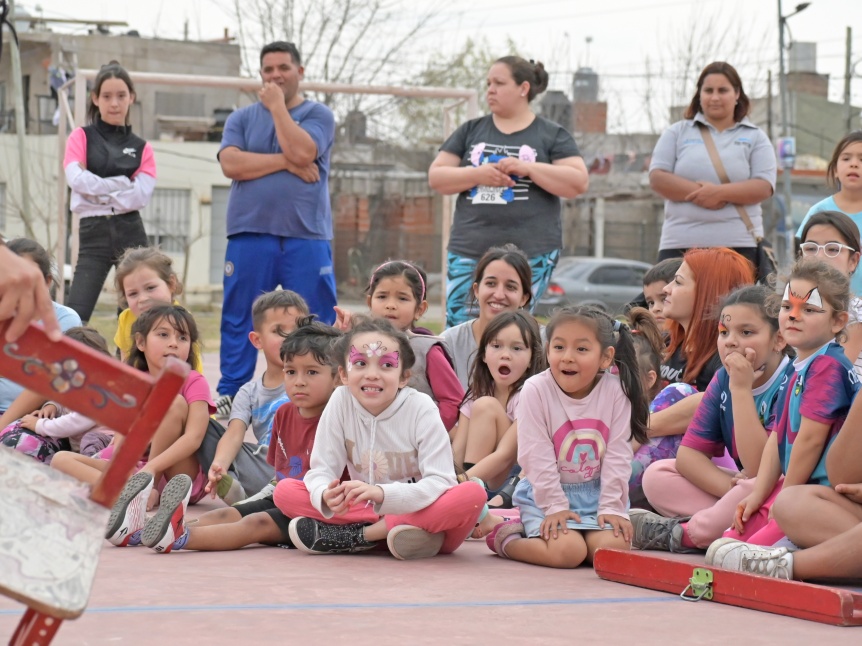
[63,61,154,322]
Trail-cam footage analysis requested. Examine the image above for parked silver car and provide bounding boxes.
[535,257,653,317]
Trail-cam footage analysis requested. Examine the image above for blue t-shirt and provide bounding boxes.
[219,100,335,240]
[682,356,791,469]
[795,196,862,295]
[54,302,82,331]
[774,342,859,485]
[228,375,290,447]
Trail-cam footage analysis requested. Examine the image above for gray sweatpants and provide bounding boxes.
[196,419,273,497]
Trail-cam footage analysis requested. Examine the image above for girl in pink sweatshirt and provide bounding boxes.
[486,305,649,568]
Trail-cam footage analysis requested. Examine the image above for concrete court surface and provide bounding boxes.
[2,350,861,644]
[2,530,860,645]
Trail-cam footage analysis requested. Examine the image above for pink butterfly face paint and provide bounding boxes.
[378,351,400,368]
[347,345,365,371]
[363,341,386,356]
[343,332,407,416]
[347,341,398,371]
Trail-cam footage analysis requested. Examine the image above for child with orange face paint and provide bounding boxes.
[706,258,860,555]
[631,285,790,554]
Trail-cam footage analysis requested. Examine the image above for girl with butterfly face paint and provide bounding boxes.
[273,317,487,560]
[705,258,860,556]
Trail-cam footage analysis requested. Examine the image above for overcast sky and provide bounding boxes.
[20,0,862,134]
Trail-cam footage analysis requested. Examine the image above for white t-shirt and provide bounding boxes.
[847,296,862,378]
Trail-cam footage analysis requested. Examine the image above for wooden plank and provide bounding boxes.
[593,549,862,627]
[0,319,155,431]
[0,448,109,619]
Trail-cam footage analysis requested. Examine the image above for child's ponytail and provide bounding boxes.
[611,320,649,446]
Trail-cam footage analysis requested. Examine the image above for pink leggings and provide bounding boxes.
[642,459,759,548]
[273,479,487,554]
[721,482,785,546]
[644,459,786,547]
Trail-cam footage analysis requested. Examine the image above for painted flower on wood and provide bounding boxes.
[48,359,86,393]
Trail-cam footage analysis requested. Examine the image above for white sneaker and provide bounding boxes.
[232,480,276,506]
[141,474,192,553]
[706,537,794,580]
[105,471,153,546]
[387,525,445,560]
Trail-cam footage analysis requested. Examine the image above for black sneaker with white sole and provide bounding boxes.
[214,394,233,418]
[288,517,377,554]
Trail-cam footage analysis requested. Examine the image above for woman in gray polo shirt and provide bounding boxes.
[649,61,777,264]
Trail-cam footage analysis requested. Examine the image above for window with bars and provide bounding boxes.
[140,188,190,253]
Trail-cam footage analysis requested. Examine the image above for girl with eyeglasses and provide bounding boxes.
[796,132,862,294]
[798,210,862,376]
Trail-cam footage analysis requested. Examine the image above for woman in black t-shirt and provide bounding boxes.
[429,56,589,328]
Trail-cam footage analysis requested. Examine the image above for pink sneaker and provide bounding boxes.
[485,519,524,556]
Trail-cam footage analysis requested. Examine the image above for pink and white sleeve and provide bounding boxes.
[63,129,87,168]
[64,129,132,196]
[597,388,633,519]
[132,142,157,179]
[107,173,155,213]
[517,380,569,516]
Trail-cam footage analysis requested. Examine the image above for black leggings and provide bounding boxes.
[67,211,149,322]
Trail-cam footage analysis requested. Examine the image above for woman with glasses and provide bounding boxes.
[798,210,862,376]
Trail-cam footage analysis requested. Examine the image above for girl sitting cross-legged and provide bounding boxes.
[273,317,487,560]
[486,305,649,568]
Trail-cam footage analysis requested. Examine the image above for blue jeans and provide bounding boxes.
[218,233,337,398]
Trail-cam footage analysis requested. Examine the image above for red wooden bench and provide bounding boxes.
[594,549,862,626]
[0,320,188,645]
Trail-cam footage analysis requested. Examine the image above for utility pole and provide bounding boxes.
[846,26,853,133]
[778,0,793,265]
[8,0,35,238]
[767,69,773,143]
[777,1,810,264]
[767,69,774,237]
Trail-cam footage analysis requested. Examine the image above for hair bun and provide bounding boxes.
[532,61,549,95]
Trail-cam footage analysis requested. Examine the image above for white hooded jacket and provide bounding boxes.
[305,386,457,517]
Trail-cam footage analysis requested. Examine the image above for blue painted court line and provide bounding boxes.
[0,595,677,616]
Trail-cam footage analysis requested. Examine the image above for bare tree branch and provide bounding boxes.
[231,0,453,110]
[641,6,772,132]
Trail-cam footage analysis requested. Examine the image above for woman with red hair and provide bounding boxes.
[630,247,755,506]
